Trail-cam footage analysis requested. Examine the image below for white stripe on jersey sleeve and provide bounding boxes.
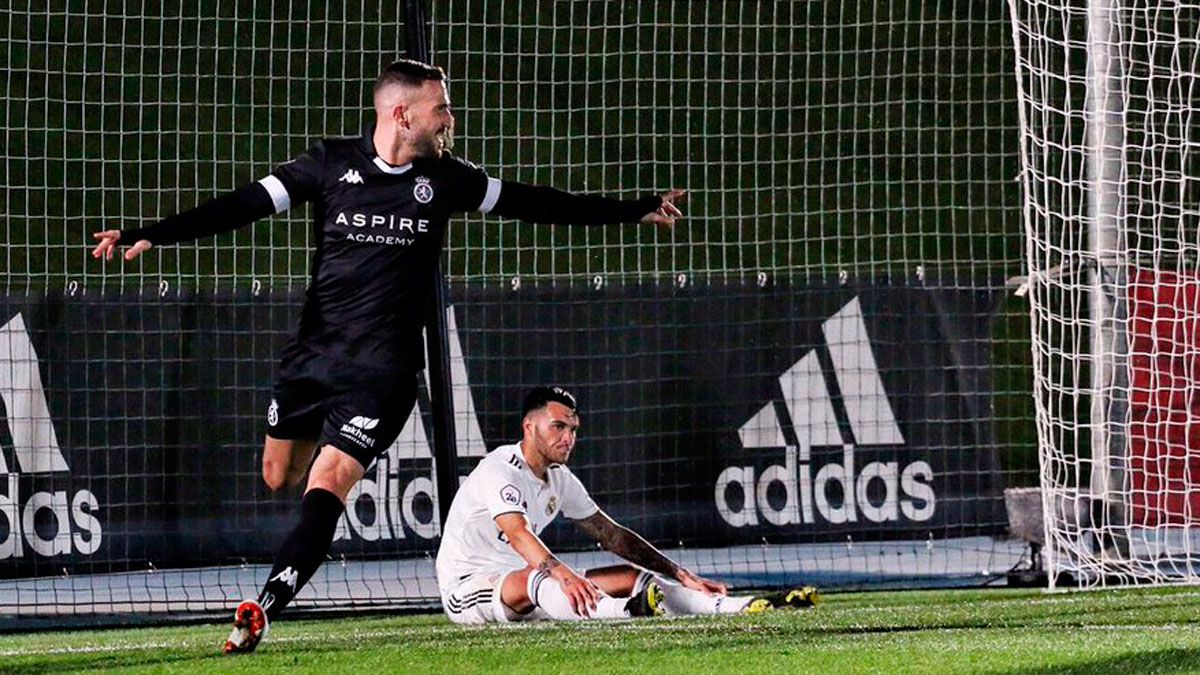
[478,177,502,213]
[257,175,291,213]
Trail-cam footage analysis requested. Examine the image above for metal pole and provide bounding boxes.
[1086,0,1128,568]
[405,0,459,528]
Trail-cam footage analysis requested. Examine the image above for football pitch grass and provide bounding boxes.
[3,586,1200,674]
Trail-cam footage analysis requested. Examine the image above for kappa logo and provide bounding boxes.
[715,298,935,528]
[0,313,103,559]
[339,169,364,184]
[413,176,434,204]
[270,566,299,590]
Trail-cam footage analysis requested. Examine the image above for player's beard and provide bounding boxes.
[414,127,452,158]
[545,439,572,465]
[437,126,454,152]
[534,432,572,466]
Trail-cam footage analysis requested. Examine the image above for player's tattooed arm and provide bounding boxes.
[576,511,728,596]
[575,510,681,580]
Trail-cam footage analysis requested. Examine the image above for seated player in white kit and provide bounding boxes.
[435,386,818,624]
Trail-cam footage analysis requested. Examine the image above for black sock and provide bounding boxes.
[257,488,344,620]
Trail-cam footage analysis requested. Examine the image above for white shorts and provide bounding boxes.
[441,568,551,625]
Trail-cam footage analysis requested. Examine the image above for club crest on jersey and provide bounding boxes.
[545,496,557,516]
[500,484,521,506]
[413,177,434,203]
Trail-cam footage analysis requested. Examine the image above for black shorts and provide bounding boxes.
[266,345,419,470]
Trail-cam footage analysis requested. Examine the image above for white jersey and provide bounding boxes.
[436,443,599,594]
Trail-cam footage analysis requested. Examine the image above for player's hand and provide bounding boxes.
[676,568,727,596]
[551,565,599,617]
[640,189,686,227]
[91,229,152,261]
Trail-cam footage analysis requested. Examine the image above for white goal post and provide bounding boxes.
[1010,0,1200,587]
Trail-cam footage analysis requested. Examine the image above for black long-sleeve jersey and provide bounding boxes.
[120,128,661,376]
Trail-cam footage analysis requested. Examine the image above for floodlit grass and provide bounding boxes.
[4,586,1200,673]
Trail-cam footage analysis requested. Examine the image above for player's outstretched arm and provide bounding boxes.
[495,512,599,617]
[90,181,279,262]
[575,509,727,596]
[487,180,687,228]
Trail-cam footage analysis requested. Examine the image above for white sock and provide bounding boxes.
[639,572,752,615]
[527,570,630,621]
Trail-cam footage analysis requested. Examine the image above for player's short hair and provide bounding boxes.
[374,59,446,97]
[522,386,579,417]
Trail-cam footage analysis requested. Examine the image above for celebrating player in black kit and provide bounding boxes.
[91,59,685,654]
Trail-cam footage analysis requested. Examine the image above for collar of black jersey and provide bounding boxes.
[359,125,377,156]
[360,125,404,174]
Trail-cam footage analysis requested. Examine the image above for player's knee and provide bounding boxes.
[500,568,535,613]
[262,473,288,492]
[261,457,288,491]
[305,446,365,501]
[584,564,641,597]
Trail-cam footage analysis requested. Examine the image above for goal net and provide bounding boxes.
[434,0,1029,594]
[1010,0,1200,587]
[1,1,1030,625]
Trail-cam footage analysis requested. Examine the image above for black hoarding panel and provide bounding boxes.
[0,282,1003,578]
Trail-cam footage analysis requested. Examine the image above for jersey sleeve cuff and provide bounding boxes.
[566,506,601,521]
[258,175,292,213]
[478,177,502,213]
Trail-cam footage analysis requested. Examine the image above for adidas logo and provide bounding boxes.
[0,313,103,559]
[715,298,935,528]
[339,169,364,184]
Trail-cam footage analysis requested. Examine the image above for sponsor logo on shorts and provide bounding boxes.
[267,399,279,427]
[340,416,380,448]
[500,484,521,506]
